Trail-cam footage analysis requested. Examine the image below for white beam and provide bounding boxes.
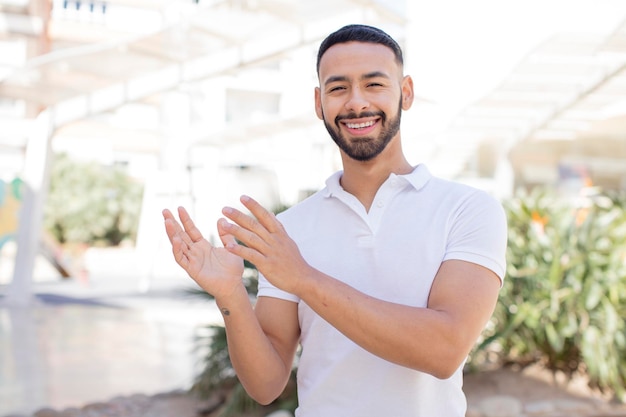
[0,13,44,36]
[4,110,53,306]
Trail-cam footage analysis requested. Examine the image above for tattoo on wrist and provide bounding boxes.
[220,307,230,316]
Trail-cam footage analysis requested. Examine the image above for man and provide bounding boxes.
[163,24,507,417]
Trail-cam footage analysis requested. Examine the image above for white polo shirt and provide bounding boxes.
[258,164,507,417]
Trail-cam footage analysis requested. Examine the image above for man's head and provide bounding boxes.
[314,24,413,162]
[316,24,404,76]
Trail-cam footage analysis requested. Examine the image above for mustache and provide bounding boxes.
[335,111,385,125]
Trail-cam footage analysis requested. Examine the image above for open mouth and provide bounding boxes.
[345,120,376,129]
[340,117,380,134]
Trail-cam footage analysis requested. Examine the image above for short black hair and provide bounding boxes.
[316,24,404,74]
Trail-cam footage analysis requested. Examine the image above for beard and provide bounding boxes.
[322,98,403,162]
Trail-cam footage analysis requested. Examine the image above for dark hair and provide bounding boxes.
[316,24,404,74]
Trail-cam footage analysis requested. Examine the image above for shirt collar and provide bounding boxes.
[323,164,432,198]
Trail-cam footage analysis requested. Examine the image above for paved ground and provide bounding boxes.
[2,246,626,417]
[0,245,223,417]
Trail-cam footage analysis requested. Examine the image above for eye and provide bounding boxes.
[367,82,384,88]
[328,85,346,93]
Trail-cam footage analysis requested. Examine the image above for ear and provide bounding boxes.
[314,87,324,120]
[401,75,415,110]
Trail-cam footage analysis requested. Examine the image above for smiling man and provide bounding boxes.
[163,24,507,417]
[317,38,406,165]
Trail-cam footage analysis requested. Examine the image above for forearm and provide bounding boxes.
[216,285,292,404]
[296,273,455,377]
[163,206,294,401]
[294,263,496,379]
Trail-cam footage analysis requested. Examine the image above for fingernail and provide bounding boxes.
[222,207,233,215]
[241,195,250,202]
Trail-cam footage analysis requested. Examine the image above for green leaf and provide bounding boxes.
[545,322,563,352]
[585,283,604,311]
[477,187,626,397]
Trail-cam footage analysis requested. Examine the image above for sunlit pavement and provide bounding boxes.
[0,246,222,416]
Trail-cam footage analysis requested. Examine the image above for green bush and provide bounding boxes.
[480,187,626,399]
[44,153,144,246]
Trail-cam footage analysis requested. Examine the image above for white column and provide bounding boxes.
[493,139,516,199]
[135,91,192,291]
[5,110,53,306]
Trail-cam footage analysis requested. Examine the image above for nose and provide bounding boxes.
[345,87,369,113]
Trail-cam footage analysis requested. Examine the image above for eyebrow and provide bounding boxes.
[323,71,391,87]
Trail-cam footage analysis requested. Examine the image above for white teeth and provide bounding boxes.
[346,120,375,129]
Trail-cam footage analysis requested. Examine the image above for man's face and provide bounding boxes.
[315,41,412,162]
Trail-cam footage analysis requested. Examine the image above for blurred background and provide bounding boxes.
[1,0,626,416]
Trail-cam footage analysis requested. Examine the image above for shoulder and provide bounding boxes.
[415,173,507,242]
[424,175,503,213]
[408,165,498,205]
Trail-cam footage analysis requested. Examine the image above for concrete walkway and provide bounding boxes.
[4,246,626,417]
[0,246,222,417]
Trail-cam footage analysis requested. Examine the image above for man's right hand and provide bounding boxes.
[163,207,244,299]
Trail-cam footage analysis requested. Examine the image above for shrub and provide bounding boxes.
[44,153,144,246]
[479,187,626,399]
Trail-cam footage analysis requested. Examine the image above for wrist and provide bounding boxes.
[291,265,320,299]
[215,282,251,317]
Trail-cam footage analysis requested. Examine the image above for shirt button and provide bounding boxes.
[376,200,384,208]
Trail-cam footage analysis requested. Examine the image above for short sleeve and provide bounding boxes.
[442,191,508,284]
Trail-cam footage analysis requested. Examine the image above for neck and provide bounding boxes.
[339,148,412,212]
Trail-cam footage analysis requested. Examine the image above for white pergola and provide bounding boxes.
[428,18,626,184]
[2,1,626,304]
[0,0,407,304]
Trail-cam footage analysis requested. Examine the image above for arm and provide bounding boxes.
[217,286,300,404]
[221,195,501,379]
[294,259,500,378]
[162,207,299,403]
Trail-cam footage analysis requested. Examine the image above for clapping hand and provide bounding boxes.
[163,206,244,299]
[219,195,311,295]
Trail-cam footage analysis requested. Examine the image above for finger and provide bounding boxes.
[171,235,190,269]
[162,208,174,221]
[163,209,183,245]
[163,208,196,250]
[222,205,270,241]
[217,218,238,248]
[223,236,265,269]
[218,215,268,254]
[217,217,265,268]
[163,208,179,229]
[164,214,188,257]
[240,195,283,234]
[178,206,204,243]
